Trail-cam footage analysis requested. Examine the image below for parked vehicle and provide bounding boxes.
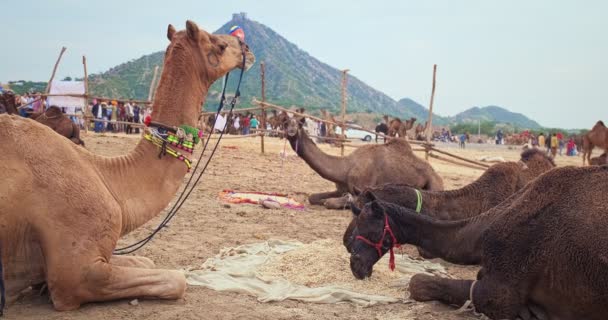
[336,125,373,142]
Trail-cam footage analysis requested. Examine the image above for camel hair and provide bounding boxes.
[30,105,85,146]
[344,148,555,257]
[284,116,443,209]
[582,120,608,165]
[590,152,607,166]
[0,20,255,311]
[348,165,608,320]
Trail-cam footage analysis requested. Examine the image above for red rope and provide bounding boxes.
[355,214,401,271]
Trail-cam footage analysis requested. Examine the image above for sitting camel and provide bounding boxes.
[0,21,255,311]
[284,116,443,209]
[345,149,555,255]
[590,152,607,165]
[387,117,416,138]
[31,105,85,146]
[347,165,608,319]
[582,120,608,165]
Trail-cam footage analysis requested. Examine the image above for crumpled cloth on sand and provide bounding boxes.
[185,240,448,307]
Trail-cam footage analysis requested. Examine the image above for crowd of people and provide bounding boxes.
[90,99,151,134]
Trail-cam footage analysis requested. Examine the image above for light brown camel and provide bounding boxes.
[284,116,443,209]
[387,117,416,138]
[31,105,85,146]
[0,21,254,311]
[414,121,429,141]
[344,149,556,256]
[582,120,608,165]
[348,165,608,319]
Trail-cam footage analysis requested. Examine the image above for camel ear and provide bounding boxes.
[351,204,362,216]
[298,117,306,127]
[167,24,176,41]
[370,201,384,218]
[186,20,202,41]
[362,190,377,203]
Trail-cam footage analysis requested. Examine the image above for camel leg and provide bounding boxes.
[409,274,528,320]
[308,190,343,205]
[47,261,186,311]
[323,195,351,210]
[110,255,156,268]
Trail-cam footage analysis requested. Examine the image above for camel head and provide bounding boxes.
[519,148,556,173]
[285,115,305,138]
[347,200,397,279]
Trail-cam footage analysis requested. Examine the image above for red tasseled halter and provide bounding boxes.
[355,214,401,271]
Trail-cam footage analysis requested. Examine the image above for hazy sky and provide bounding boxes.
[2,0,606,128]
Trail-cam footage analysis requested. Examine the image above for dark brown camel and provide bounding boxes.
[0,91,19,115]
[414,121,429,141]
[387,117,416,138]
[347,165,608,320]
[284,116,443,209]
[582,120,608,165]
[344,149,555,254]
[590,152,607,165]
[32,106,85,146]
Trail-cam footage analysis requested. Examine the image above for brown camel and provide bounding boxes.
[590,152,607,165]
[31,105,85,146]
[582,120,608,165]
[387,117,416,138]
[344,149,555,253]
[284,116,443,210]
[0,20,255,311]
[0,91,18,115]
[348,165,608,319]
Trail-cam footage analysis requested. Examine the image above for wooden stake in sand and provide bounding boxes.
[45,47,67,97]
[82,55,89,133]
[425,64,437,160]
[340,69,349,156]
[147,65,160,102]
[260,62,266,154]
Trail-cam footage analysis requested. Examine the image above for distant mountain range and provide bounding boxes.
[5,13,544,130]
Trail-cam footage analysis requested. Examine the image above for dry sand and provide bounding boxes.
[5,132,591,320]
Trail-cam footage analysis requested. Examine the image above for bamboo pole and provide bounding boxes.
[40,93,152,105]
[201,106,263,115]
[425,64,437,160]
[429,147,490,168]
[260,62,265,154]
[147,65,160,102]
[82,55,89,133]
[428,152,487,170]
[45,47,67,96]
[340,69,349,156]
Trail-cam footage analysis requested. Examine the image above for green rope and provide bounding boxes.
[179,125,202,144]
[414,189,423,213]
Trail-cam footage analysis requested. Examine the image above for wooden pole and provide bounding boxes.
[45,47,67,95]
[82,55,89,133]
[340,69,349,156]
[260,62,265,154]
[147,65,160,102]
[425,64,437,160]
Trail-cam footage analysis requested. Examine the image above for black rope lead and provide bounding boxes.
[0,245,6,317]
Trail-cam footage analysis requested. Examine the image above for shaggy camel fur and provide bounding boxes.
[582,120,608,165]
[0,21,254,311]
[348,165,608,320]
[388,117,416,138]
[344,149,555,254]
[31,106,85,146]
[284,117,443,209]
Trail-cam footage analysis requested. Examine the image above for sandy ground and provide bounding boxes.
[5,133,591,320]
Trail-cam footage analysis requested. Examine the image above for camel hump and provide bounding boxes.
[45,106,63,117]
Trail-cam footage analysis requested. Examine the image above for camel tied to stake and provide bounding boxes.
[0,20,255,311]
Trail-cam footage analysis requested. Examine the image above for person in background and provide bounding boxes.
[242,113,250,135]
[117,102,126,132]
[100,101,109,132]
[132,102,141,134]
[92,99,104,133]
[125,100,134,134]
[545,133,551,155]
[567,137,576,156]
[550,133,558,158]
[557,132,564,156]
[496,129,503,145]
[459,133,466,149]
[250,115,259,132]
[537,133,545,150]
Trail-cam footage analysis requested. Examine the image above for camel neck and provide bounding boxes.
[288,131,350,184]
[389,208,495,265]
[94,139,188,236]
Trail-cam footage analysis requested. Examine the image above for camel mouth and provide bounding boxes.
[243,52,255,71]
[350,254,374,279]
[287,127,298,137]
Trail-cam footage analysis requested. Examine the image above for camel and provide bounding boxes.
[0,91,18,115]
[344,149,555,253]
[590,152,607,165]
[0,20,255,311]
[387,117,416,138]
[347,165,608,319]
[582,120,608,165]
[31,106,85,146]
[414,121,429,141]
[283,116,443,210]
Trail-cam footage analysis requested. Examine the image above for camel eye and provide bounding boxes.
[218,43,228,52]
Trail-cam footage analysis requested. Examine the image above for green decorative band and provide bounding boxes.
[414,189,423,213]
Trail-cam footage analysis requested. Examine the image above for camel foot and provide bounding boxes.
[48,261,185,311]
[309,191,343,206]
[323,196,351,210]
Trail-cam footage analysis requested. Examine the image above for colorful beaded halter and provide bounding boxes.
[144,121,203,172]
